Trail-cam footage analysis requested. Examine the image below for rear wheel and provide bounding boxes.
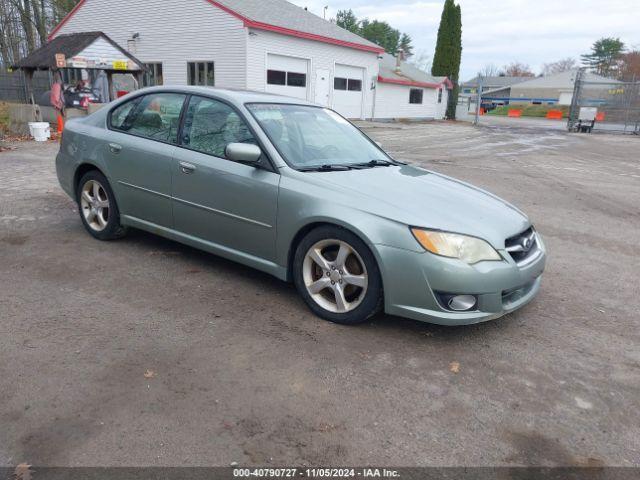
[77,170,127,240]
[293,226,383,325]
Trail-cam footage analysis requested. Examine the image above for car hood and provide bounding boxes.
[303,164,530,248]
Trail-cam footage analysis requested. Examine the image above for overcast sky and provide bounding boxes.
[290,0,640,80]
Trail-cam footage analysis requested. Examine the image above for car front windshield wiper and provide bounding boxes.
[298,164,354,172]
[351,159,396,168]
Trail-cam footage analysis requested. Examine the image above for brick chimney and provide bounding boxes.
[395,50,404,73]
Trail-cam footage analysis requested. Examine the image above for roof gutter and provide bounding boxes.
[378,75,453,90]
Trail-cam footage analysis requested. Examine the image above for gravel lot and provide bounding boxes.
[1,121,639,467]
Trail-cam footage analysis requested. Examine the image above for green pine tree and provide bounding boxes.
[431,0,462,119]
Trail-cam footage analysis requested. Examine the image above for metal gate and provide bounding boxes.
[568,68,640,134]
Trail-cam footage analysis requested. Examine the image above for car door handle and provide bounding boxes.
[180,161,196,174]
[109,143,122,154]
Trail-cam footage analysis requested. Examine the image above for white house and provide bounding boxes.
[49,0,450,120]
[375,53,451,120]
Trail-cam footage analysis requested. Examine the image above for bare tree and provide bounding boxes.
[408,49,431,73]
[0,0,79,67]
[541,57,577,76]
[502,61,535,77]
[478,63,503,77]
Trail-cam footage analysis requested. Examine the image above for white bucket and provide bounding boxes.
[29,122,51,142]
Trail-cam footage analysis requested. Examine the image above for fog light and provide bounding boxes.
[447,295,477,311]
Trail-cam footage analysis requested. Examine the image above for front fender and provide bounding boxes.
[275,175,421,279]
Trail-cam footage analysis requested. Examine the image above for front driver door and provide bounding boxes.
[171,95,279,262]
[107,92,186,228]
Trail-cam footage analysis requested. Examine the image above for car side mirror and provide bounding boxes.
[225,143,262,163]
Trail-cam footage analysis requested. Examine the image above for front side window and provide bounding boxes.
[247,103,392,169]
[188,62,215,86]
[143,63,163,87]
[114,93,185,143]
[181,96,256,159]
[410,88,423,104]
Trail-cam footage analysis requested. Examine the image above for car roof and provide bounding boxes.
[129,85,319,107]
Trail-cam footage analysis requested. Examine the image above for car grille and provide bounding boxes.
[505,227,540,266]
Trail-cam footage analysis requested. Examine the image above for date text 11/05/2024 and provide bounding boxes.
[233,468,400,478]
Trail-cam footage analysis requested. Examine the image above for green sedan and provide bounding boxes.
[56,86,546,325]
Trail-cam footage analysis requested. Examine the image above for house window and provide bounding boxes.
[409,89,423,104]
[188,62,214,86]
[268,70,306,87]
[437,88,443,103]
[143,63,163,87]
[347,79,362,91]
[334,77,347,90]
[334,77,361,91]
[287,72,306,87]
[267,70,286,85]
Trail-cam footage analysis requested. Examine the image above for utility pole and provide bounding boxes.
[323,5,328,19]
[473,76,482,125]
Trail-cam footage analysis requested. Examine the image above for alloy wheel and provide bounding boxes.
[302,239,368,313]
[80,179,110,232]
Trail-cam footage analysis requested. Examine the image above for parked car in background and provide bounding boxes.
[56,86,546,326]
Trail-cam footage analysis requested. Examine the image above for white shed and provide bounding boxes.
[374,53,452,120]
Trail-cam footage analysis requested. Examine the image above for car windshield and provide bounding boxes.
[246,103,394,169]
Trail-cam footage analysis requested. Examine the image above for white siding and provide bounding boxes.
[246,29,379,119]
[374,83,448,120]
[52,0,247,87]
[77,37,133,64]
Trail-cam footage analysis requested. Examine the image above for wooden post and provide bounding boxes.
[136,71,144,91]
[107,71,114,102]
[24,68,35,105]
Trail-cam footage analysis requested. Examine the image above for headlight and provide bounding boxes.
[410,228,502,264]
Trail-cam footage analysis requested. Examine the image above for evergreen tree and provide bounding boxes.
[335,9,360,34]
[431,0,462,119]
[399,33,414,58]
[581,37,625,77]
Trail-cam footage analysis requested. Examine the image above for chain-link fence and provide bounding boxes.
[568,69,640,134]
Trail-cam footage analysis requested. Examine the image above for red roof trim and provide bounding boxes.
[378,75,453,90]
[48,0,87,39]
[245,20,384,53]
[49,0,383,53]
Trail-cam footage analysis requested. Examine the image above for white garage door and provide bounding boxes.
[266,54,309,100]
[333,64,365,119]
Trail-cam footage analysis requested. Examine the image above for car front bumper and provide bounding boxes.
[377,240,546,326]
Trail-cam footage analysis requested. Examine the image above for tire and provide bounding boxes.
[76,170,127,241]
[293,225,383,325]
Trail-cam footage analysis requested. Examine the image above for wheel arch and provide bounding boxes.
[74,163,106,198]
[285,220,384,286]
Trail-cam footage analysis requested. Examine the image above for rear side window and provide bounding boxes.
[181,95,256,159]
[111,93,186,144]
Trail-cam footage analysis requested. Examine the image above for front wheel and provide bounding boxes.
[77,170,127,240]
[293,226,383,325]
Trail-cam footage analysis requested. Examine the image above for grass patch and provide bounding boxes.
[0,102,9,136]
[488,104,570,118]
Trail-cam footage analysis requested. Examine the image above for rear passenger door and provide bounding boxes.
[171,95,279,261]
[107,92,186,228]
